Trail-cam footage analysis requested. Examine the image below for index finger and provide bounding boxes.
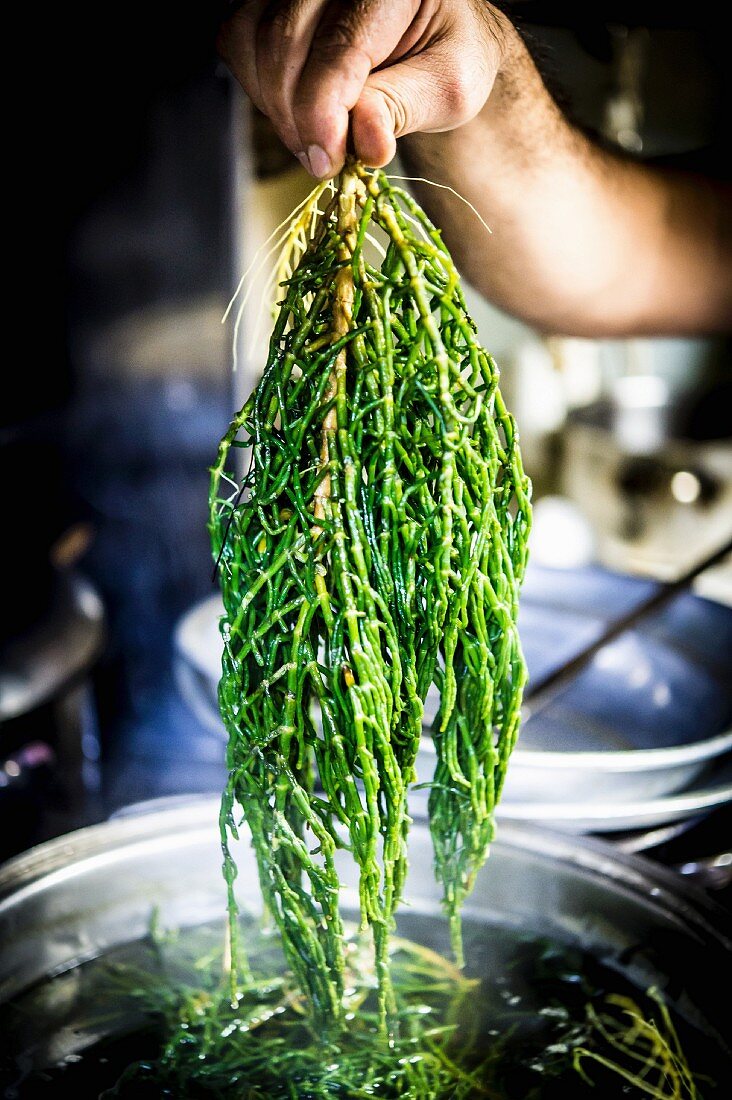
[217,1,269,113]
[254,0,333,157]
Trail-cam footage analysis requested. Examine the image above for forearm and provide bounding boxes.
[401,24,732,337]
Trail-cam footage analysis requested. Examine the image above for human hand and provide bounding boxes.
[217,0,508,178]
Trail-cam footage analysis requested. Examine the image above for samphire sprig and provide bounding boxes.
[209,159,531,1034]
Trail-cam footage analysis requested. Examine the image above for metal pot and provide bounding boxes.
[1,796,729,1067]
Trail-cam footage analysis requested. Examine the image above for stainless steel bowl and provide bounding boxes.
[175,593,732,826]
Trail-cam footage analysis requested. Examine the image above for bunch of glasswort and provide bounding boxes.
[209,160,531,1032]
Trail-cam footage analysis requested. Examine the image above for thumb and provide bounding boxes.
[351,49,496,168]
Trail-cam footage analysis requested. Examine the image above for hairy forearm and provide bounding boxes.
[401,24,732,337]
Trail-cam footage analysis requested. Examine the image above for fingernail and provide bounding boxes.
[307,144,331,179]
[294,151,311,173]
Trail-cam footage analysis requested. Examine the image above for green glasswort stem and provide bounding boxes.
[209,161,531,1034]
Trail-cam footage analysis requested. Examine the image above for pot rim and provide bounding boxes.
[1,795,729,952]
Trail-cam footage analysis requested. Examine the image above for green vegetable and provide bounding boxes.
[96,928,706,1099]
[103,928,493,1099]
[574,988,704,1099]
[209,160,531,1032]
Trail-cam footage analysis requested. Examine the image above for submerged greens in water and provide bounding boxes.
[209,161,530,1028]
[103,926,491,1098]
[99,928,707,1099]
[3,920,711,1098]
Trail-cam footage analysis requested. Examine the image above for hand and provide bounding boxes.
[217,0,508,178]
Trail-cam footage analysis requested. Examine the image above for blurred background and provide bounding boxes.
[1,3,730,873]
